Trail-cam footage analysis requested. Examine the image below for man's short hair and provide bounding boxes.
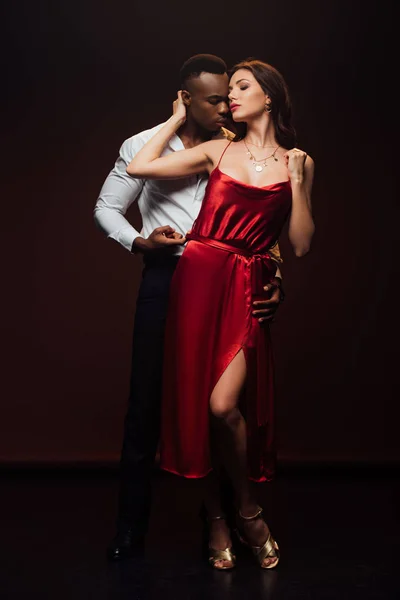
[179,54,227,89]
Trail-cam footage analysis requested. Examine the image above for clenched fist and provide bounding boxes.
[132,226,186,254]
[283,147,307,182]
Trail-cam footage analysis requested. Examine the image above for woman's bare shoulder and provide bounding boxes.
[199,138,230,161]
[201,138,231,150]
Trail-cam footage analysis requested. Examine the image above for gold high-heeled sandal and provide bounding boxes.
[207,515,236,570]
[236,506,280,569]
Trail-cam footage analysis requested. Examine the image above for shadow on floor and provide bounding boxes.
[0,465,399,599]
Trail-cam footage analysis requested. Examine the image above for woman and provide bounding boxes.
[127,59,315,570]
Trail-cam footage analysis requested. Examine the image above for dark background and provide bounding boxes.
[2,0,398,466]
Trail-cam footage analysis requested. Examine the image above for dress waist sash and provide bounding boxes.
[186,232,277,291]
[186,232,273,260]
[186,231,276,428]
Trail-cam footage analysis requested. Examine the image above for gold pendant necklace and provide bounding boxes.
[243,139,279,172]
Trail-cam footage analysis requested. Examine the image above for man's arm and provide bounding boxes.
[94,137,145,252]
[95,133,186,254]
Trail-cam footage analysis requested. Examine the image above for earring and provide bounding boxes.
[265,102,272,113]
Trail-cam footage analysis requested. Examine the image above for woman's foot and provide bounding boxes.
[208,516,235,570]
[236,506,279,568]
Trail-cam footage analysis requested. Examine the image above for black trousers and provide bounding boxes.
[116,254,180,536]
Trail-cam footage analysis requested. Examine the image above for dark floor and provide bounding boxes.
[0,465,399,599]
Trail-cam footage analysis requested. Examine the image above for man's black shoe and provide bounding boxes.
[106,529,145,561]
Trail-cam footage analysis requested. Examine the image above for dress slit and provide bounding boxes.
[208,346,247,410]
[159,166,292,483]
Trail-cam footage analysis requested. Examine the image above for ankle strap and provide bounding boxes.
[208,514,227,522]
[238,506,263,521]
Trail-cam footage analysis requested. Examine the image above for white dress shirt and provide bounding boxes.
[94,123,218,256]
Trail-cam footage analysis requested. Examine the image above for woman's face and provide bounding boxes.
[228,68,268,122]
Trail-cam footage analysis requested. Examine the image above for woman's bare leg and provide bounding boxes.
[202,467,234,569]
[209,350,278,567]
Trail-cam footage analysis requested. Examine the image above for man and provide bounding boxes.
[94,54,284,561]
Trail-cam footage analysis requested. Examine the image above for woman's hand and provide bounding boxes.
[172,90,187,125]
[283,147,307,183]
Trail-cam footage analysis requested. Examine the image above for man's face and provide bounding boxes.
[185,72,230,132]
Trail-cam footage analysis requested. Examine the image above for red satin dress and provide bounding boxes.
[159,144,292,482]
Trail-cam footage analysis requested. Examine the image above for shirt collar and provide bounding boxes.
[167,133,185,152]
[166,126,235,152]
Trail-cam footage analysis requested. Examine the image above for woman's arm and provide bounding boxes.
[285,149,315,257]
[126,93,213,179]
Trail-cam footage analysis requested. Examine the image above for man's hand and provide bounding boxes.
[132,226,186,254]
[252,277,285,324]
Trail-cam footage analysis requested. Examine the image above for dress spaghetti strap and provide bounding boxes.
[216,140,232,169]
